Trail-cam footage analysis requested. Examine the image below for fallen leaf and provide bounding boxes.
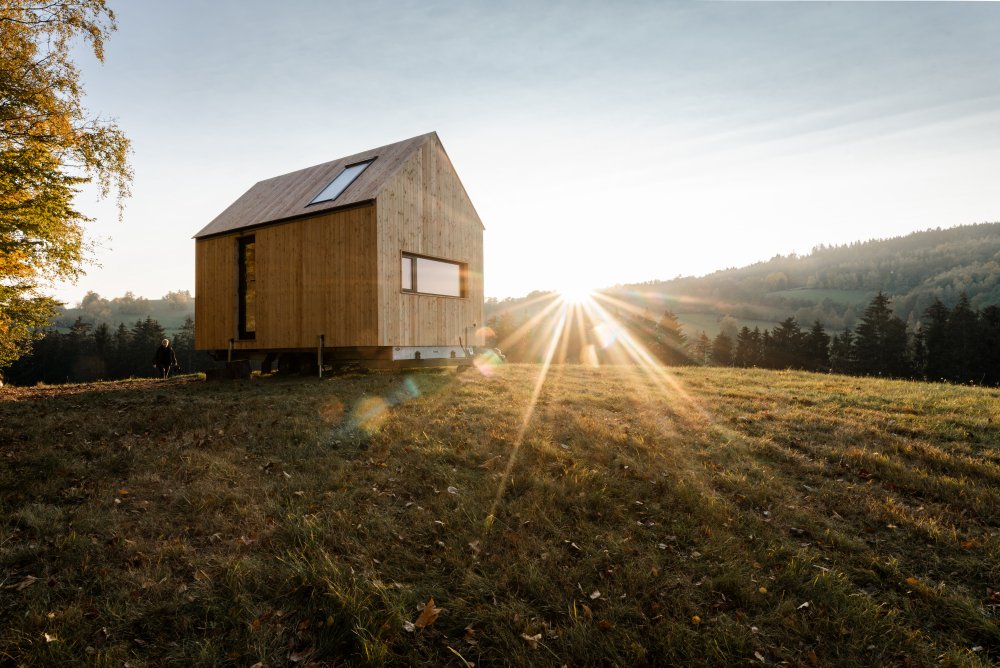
[758,587,768,594]
[447,486,459,495]
[904,577,921,588]
[598,620,613,631]
[691,615,702,625]
[581,603,593,620]
[288,647,313,662]
[590,590,601,600]
[9,575,37,591]
[43,633,58,643]
[479,456,502,470]
[402,620,415,633]
[754,651,766,663]
[414,598,443,629]
[522,633,542,649]
[797,601,810,610]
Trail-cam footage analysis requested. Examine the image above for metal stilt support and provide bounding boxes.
[318,334,324,379]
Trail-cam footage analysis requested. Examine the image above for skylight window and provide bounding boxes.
[309,159,374,205]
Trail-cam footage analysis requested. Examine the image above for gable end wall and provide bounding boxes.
[375,138,484,347]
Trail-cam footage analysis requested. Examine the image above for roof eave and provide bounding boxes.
[192,199,377,241]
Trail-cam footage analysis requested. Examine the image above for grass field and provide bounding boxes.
[767,289,877,306]
[1,365,998,666]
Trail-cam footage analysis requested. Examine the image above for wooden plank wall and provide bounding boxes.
[376,137,485,347]
[194,204,378,351]
[194,236,236,349]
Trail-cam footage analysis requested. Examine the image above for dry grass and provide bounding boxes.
[1,365,998,666]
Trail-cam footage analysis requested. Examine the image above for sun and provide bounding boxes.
[555,282,594,305]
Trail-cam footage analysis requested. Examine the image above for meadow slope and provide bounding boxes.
[1,366,998,666]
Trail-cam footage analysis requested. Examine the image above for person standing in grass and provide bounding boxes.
[153,338,178,379]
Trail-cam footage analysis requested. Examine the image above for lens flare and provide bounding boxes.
[592,321,622,349]
[352,396,389,433]
[474,349,504,377]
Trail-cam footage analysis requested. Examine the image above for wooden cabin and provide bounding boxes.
[193,132,484,371]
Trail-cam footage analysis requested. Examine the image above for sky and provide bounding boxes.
[54,0,1000,305]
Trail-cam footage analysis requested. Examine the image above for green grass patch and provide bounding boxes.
[768,288,877,305]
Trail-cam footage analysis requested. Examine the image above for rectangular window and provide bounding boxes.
[309,159,375,205]
[401,253,464,297]
[238,236,256,339]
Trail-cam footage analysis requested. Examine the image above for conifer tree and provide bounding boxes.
[803,320,830,372]
[979,305,1000,386]
[691,331,711,365]
[854,292,910,377]
[711,332,734,366]
[829,327,856,374]
[654,310,691,365]
[946,294,978,382]
[734,327,756,367]
[769,317,804,369]
[921,299,950,381]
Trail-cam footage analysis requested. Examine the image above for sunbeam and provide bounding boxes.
[478,283,720,543]
[483,300,569,529]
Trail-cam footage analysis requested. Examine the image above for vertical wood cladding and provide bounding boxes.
[376,138,484,347]
[195,235,236,350]
[195,204,377,350]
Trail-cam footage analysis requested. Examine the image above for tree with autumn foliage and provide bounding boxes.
[0,0,132,369]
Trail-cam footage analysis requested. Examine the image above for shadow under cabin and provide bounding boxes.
[193,132,485,374]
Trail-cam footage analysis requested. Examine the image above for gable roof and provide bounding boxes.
[193,132,436,239]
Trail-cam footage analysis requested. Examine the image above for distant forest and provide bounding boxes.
[486,291,1000,386]
[2,316,217,386]
[0,290,213,385]
[4,224,1000,386]
[53,290,196,333]
[609,222,1000,330]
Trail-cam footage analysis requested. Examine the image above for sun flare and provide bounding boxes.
[556,283,594,304]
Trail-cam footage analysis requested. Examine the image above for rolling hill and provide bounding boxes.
[487,222,1000,338]
[607,222,1000,335]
